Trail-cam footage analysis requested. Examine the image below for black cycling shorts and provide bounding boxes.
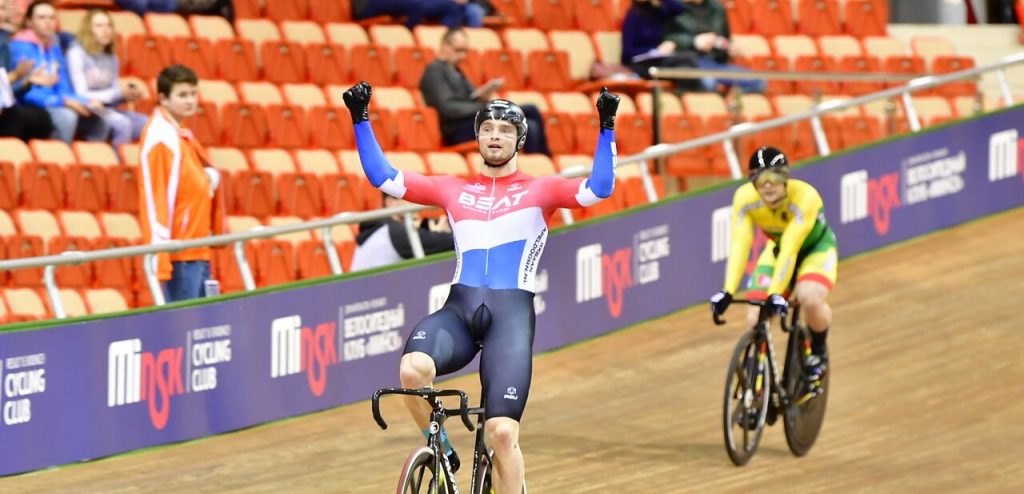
[403,283,535,422]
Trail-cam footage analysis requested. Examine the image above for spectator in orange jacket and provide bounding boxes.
[137,64,225,302]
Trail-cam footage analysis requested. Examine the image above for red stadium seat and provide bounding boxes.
[308,106,355,150]
[125,34,173,78]
[214,39,260,82]
[305,43,349,85]
[260,40,308,83]
[531,0,574,30]
[394,108,442,152]
[797,0,841,36]
[750,0,794,36]
[844,0,888,37]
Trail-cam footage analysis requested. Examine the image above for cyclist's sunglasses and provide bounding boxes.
[750,168,789,186]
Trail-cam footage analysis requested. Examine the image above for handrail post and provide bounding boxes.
[404,212,426,259]
[638,159,658,203]
[723,137,742,179]
[143,253,166,306]
[996,68,1014,107]
[902,90,921,132]
[321,226,342,275]
[43,264,65,319]
[810,114,831,156]
[560,208,574,225]
[234,241,256,291]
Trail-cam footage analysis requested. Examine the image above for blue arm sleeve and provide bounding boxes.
[353,121,399,187]
[585,129,616,198]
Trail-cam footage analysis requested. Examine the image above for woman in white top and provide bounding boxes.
[65,9,147,146]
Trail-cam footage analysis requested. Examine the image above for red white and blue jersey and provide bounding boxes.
[353,122,617,292]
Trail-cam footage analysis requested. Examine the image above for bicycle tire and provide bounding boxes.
[472,452,492,494]
[782,327,829,457]
[722,330,771,466]
[396,446,447,494]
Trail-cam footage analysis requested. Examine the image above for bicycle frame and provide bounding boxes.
[372,387,487,494]
[716,300,804,420]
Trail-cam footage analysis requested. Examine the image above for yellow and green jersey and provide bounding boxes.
[723,179,832,295]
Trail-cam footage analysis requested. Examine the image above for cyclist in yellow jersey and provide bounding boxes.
[710,146,837,391]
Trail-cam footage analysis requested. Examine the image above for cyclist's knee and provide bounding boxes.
[794,280,829,307]
[399,352,436,387]
[745,306,760,327]
[485,417,520,456]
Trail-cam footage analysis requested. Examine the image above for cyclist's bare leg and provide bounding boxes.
[485,417,524,494]
[399,352,437,430]
[745,305,760,328]
[793,280,831,332]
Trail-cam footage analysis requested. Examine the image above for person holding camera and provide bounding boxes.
[664,0,765,93]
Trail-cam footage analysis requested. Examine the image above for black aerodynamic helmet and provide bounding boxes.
[474,99,529,149]
[748,146,790,181]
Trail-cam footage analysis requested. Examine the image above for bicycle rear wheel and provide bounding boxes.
[782,327,829,457]
[723,330,771,466]
[472,451,491,494]
[397,446,448,494]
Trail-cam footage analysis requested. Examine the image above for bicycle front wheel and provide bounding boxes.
[397,446,447,494]
[782,327,829,457]
[723,330,771,466]
[472,451,491,494]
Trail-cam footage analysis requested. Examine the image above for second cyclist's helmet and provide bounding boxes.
[748,146,790,181]
[475,99,529,149]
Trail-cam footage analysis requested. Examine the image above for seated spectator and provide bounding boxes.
[66,10,147,146]
[462,0,494,27]
[9,0,109,143]
[115,0,234,22]
[350,193,455,271]
[621,0,701,92]
[352,0,465,29]
[0,6,52,140]
[420,28,550,155]
[665,0,765,93]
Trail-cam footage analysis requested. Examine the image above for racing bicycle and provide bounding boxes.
[715,299,829,466]
[373,387,527,494]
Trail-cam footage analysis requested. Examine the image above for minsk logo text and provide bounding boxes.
[576,225,670,318]
[271,315,338,397]
[108,327,232,430]
[841,169,900,235]
[988,129,1021,182]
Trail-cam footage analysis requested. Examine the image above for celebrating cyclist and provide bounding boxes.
[710,146,837,393]
[344,81,620,494]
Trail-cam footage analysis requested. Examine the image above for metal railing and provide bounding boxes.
[1,52,1021,318]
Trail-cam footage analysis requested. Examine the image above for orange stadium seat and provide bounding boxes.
[233,0,262,19]
[171,38,216,79]
[84,288,130,314]
[573,0,616,32]
[278,172,325,218]
[306,43,350,85]
[213,38,260,81]
[531,0,574,30]
[723,0,753,34]
[260,40,308,83]
[221,102,269,147]
[492,0,529,26]
[309,0,352,23]
[189,15,236,42]
[125,34,173,78]
[255,239,297,286]
[2,288,50,321]
[660,114,708,177]
[482,48,527,90]
[184,102,222,145]
[322,172,365,214]
[394,107,442,152]
[350,44,394,86]
[266,0,309,21]
[750,0,794,36]
[5,234,46,287]
[296,239,335,279]
[144,12,191,37]
[547,30,597,85]
[527,50,572,91]
[395,46,436,88]
[266,105,310,149]
[47,235,94,288]
[543,111,577,154]
[308,106,354,150]
[0,161,15,210]
[796,0,840,36]
[844,0,888,37]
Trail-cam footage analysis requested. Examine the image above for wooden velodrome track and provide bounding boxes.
[3,208,1023,493]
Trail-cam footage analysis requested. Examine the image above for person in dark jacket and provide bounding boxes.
[350,193,455,271]
[620,0,700,91]
[419,27,550,155]
[664,0,765,93]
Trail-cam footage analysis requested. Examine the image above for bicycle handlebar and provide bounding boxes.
[712,298,769,326]
[371,387,475,432]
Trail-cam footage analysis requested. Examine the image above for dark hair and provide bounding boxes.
[22,0,55,30]
[156,64,198,97]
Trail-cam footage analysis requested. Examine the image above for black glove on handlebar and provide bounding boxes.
[342,81,372,124]
[595,86,620,131]
[710,291,733,316]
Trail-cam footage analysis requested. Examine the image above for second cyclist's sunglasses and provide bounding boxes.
[750,168,789,186]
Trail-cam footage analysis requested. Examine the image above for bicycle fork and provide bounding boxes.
[431,420,461,494]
